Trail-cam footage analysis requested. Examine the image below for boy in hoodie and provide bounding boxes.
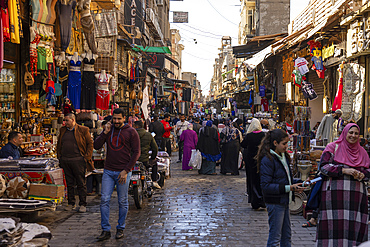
[94,108,140,241]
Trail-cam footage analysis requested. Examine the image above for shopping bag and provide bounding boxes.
[194,150,202,170]
[189,149,197,167]
[238,152,243,169]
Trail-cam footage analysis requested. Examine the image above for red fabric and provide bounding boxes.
[1,8,10,42]
[96,90,110,110]
[312,63,326,79]
[332,77,343,112]
[63,104,73,115]
[324,123,370,168]
[161,120,172,138]
[261,98,269,112]
[45,79,55,93]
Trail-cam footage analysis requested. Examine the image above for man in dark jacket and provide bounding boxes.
[0,131,23,159]
[192,118,201,136]
[133,120,160,189]
[94,108,140,241]
[57,113,94,213]
[149,115,165,149]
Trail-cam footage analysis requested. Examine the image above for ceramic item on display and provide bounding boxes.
[0,174,6,197]
[130,90,136,100]
[0,84,3,93]
[297,160,312,181]
[9,84,15,93]
[3,83,9,94]
[137,88,143,100]
[289,192,307,214]
[6,177,30,199]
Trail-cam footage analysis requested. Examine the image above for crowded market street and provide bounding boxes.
[36,152,317,247]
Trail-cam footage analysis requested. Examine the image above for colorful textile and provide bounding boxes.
[1,8,10,42]
[8,0,23,44]
[67,67,81,109]
[96,90,110,110]
[324,123,370,168]
[332,77,343,112]
[317,150,370,246]
[294,57,309,75]
[291,69,302,87]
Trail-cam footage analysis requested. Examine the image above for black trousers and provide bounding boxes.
[60,157,87,206]
[178,140,184,161]
[143,161,158,181]
[162,138,171,155]
[155,137,163,151]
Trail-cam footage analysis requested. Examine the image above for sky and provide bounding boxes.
[169,0,311,96]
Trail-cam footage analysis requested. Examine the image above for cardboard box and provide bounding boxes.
[28,183,65,198]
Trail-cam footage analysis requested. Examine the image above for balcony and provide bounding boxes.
[145,8,164,42]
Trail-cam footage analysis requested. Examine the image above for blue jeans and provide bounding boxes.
[266,203,291,247]
[100,169,132,231]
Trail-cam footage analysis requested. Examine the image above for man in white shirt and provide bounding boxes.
[176,114,189,163]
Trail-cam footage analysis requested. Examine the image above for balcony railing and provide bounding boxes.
[145,8,164,42]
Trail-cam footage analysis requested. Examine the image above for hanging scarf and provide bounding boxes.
[331,77,343,112]
[324,123,370,168]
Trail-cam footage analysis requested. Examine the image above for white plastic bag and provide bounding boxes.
[189,149,202,169]
[189,149,197,167]
[238,152,243,169]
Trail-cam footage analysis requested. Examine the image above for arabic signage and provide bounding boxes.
[124,0,144,44]
[173,12,188,23]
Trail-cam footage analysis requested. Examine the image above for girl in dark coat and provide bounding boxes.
[257,129,304,247]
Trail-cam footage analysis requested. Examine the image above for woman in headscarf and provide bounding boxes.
[241,118,266,209]
[316,123,370,246]
[179,123,198,170]
[220,119,242,175]
[197,120,221,175]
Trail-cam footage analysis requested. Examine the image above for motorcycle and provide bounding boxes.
[129,161,153,209]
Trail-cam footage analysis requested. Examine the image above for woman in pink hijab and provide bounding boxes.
[316,123,370,246]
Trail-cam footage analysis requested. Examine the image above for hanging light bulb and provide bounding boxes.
[95,11,101,21]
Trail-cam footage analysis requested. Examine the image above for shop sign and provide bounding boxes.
[124,0,144,44]
[147,53,165,69]
[173,12,189,23]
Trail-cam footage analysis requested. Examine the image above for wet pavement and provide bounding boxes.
[41,153,318,246]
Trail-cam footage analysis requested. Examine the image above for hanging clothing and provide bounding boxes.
[1,8,10,42]
[57,0,76,51]
[294,57,309,75]
[0,12,3,70]
[96,90,109,110]
[80,14,97,53]
[332,77,343,112]
[37,46,47,70]
[291,69,302,87]
[316,114,338,143]
[8,0,23,44]
[67,59,81,109]
[80,57,96,110]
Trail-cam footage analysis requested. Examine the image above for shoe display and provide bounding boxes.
[152,182,161,189]
[64,204,76,211]
[97,231,111,241]
[115,229,124,239]
[78,205,87,213]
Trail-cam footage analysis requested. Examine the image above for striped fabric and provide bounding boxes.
[316,152,369,246]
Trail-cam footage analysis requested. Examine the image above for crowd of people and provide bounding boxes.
[1,108,370,246]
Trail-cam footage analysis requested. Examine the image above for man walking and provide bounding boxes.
[161,114,173,155]
[0,131,23,159]
[176,114,189,163]
[94,108,140,241]
[57,113,94,213]
[149,115,165,149]
[133,120,160,189]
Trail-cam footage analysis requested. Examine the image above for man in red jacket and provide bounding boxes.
[161,113,173,155]
[94,108,140,241]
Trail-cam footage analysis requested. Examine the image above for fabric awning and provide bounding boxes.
[243,45,274,71]
[132,45,171,54]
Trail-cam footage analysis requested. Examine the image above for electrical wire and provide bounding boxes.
[183,51,214,61]
[205,0,239,26]
[183,23,238,40]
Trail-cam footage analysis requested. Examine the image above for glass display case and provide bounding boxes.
[0,66,16,122]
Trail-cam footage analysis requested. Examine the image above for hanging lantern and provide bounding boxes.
[149,95,153,100]
[137,88,143,100]
[95,11,101,21]
[130,90,136,100]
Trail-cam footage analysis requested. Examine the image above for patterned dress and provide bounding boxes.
[316,151,369,246]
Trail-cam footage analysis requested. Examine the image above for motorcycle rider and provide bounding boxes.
[133,120,160,189]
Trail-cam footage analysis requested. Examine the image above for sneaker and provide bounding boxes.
[79,205,87,213]
[152,181,161,189]
[64,204,76,211]
[97,231,111,241]
[115,229,124,239]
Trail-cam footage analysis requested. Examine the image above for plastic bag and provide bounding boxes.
[189,149,202,169]
[238,152,243,169]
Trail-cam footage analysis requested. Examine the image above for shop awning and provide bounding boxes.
[243,45,274,71]
[132,45,171,54]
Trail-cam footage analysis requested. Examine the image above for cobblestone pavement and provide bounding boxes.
[41,153,319,246]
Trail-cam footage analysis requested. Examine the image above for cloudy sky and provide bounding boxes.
[169,0,310,95]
